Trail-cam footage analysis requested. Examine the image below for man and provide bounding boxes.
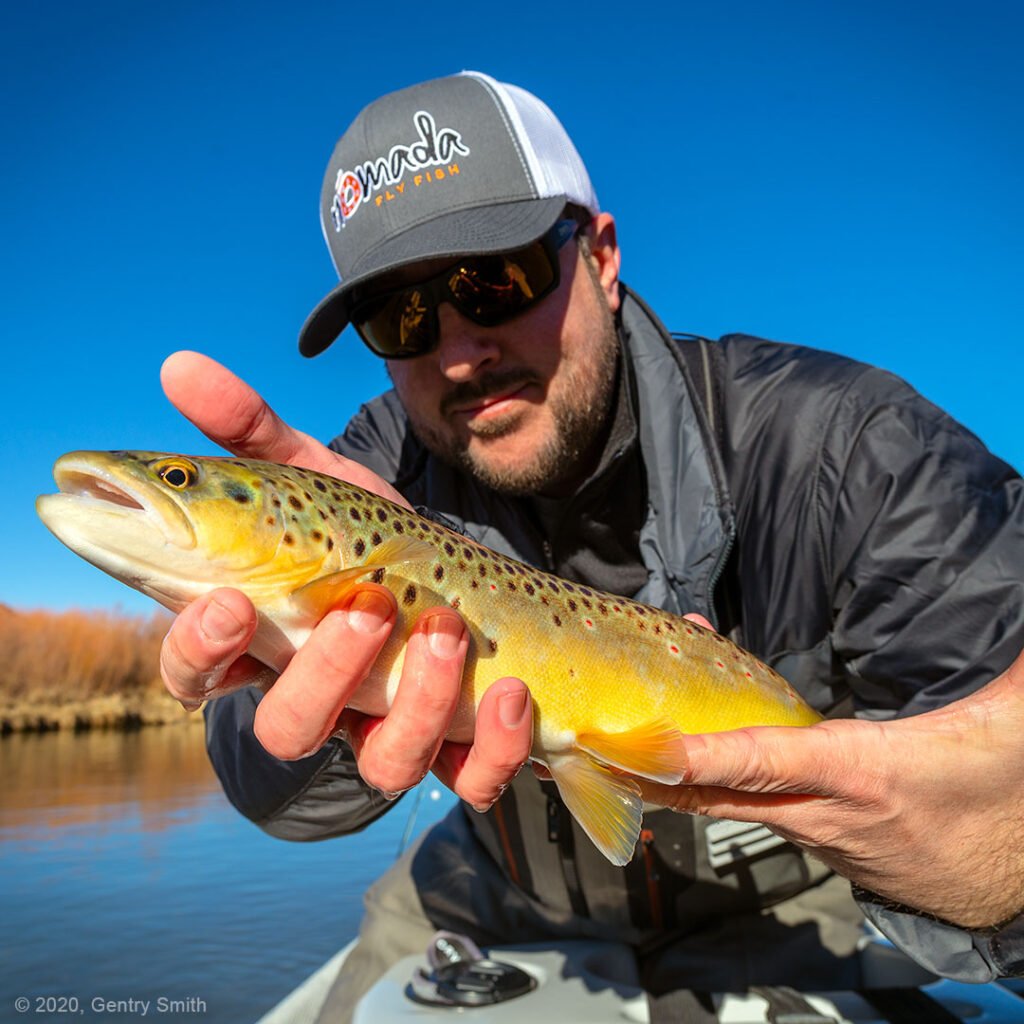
[159,71,1024,1012]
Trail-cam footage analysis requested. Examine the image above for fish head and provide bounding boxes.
[36,451,339,611]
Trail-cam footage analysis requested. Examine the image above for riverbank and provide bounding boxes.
[1,605,186,734]
[1,691,201,734]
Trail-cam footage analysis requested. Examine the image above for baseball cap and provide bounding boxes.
[298,71,599,357]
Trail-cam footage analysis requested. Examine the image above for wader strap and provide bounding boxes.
[540,781,589,918]
[857,988,963,1024]
[750,986,838,1023]
[647,989,718,1023]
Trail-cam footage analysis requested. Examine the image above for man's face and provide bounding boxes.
[385,216,623,497]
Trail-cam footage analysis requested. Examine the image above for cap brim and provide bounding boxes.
[298,196,567,357]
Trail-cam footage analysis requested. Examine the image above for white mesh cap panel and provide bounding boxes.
[459,71,599,213]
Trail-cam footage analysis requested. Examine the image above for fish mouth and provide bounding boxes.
[38,451,196,552]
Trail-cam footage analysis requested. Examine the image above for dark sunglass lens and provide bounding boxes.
[356,288,435,357]
[448,242,557,323]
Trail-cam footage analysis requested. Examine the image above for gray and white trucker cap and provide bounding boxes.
[298,71,599,357]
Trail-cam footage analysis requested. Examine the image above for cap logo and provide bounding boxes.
[330,111,470,231]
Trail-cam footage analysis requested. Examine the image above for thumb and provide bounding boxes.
[640,720,872,819]
[161,351,409,504]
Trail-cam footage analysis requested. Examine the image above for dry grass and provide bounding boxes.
[0,606,192,732]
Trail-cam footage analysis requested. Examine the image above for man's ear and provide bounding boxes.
[585,213,622,313]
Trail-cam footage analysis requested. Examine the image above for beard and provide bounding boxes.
[400,271,620,497]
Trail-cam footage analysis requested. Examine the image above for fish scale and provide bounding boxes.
[37,450,822,866]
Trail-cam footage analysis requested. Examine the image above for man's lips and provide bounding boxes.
[445,381,534,419]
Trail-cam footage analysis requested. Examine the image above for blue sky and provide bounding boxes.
[4,0,1021,612]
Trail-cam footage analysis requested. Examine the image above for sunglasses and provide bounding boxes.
[349,219,581,359]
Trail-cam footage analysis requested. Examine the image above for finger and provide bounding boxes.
[353,609,470,796]
[160,589,262,708]
[638,779,820,823]
[682,612,715,630]
[433,678,533,810]
[161,351,408,502]
[254,586,397,760]
[675,721,872,797]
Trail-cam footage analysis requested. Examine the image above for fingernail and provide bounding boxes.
[427,614,463,658]
[498,689,529,729]
[378,789,402,802]
[200,596,245,643]
[349,591,392,634]
[472,802,493,814]
[179,699,203,713]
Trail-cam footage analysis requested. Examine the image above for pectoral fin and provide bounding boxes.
[546,752,643,866]
[292,534,435,617]
[576,720,687,784]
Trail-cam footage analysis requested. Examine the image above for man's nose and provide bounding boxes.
[435,303,501,381]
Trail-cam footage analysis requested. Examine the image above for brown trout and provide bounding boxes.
[37,451,821,865]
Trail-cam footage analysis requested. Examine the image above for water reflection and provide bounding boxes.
[0,724,455,1023]
[1,725,216,830]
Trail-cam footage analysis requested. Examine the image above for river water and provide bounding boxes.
[0,724,455,1023]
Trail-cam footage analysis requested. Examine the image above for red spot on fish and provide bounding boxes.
[584,619,593,628]
[716,661,724,669]
[670,645,680,654]
[489,584,497,591]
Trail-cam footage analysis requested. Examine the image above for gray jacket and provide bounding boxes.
[206,285,1024,981]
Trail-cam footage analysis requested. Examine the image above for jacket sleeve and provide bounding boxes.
[857,894,1024,982]
[203,392,413,840]
[821,366,1024,716]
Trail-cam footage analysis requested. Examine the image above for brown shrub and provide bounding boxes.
[0,608,171,702]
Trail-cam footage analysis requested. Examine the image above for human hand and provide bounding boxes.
[157,351,533,805]
[160,582,532,806]
[641,647,1024,930]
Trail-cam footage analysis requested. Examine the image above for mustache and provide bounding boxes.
[440,369,538,417]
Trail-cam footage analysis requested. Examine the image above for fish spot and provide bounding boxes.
[547,581,559,592]
[494,563,504,574]
[354,539,366,557]
[599,603,608,616]
[654,625,662,635]
[303,491,313,502]
[326,537,334,551]
[371,531,383,546]
[458,561,466,571]
[394,521,405,534]
[451,596,461,609]
[478,564,487,577]
[569,668,575,678]
[582,599,592,610]
[283,533,295,546]
[670,645,680,655]
[288,495,303,511]
[489,638,498,653]
[524,583,535,596]
[328,506,337,516]
[376,508,388,523]
[568,599,577,612]
[540,595,549,605]
[463,547,474,561]
[349,508,362,522]
[489,583,497,592]
[443,541,455,557]
[584,619,594,629]
[434,565,444,582]
[331,491,342,503]
[716,661,725,669]
[318,509,327,521]
[552,614,562,627]
[579,587,593,597]
[636,606,647,616]
[403,584,417,605]
[229,488,251,505]
[371,568,386,584]
[311,530,323,542]
[272,497,282,508]
[470,580,478,589]
[564,582,575,593]
[506,581,516,591]
[314,479,327,492]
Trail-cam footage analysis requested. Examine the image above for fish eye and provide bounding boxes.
[155,459,198,489]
